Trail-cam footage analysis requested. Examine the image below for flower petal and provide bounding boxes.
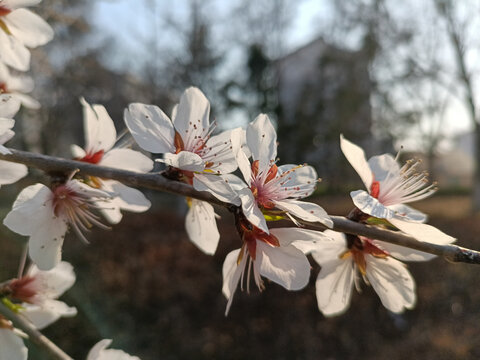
[124,103,175,154]
[388,218,456,245]
[222,248,246,316]
[310,230,348,263]
[238,187,268,233]
[0,159,27,184]
[351,189,396,219]
[276,164,318,198]
[87,339,141,360]
[373,240,437,262]
[0,29,30,71]
[158,151,205,172]
[340,134,373,189]
[0,94,21,118]
[201,129,238,174]
[27,261,76,298]
[173,87,210,149]
[70,144,86,159]
[22,299,77,329]
[0,329,27,360]
[193,174,241,206]
[274,199,332,228]
[367,154,401,182]
[100,148,153,173]
[388,203,427,223]
[28,217,68,270]
[255,241,311,291]
[315,257,354,317]
[3,8,54,48]
[366,255,416,313]
[185,199,219,255]
[81,98,116,153]
[246,114,276,174]
[97,180,151,224]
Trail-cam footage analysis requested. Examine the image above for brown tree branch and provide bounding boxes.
[0,302,73,360]
[0,148,479,265]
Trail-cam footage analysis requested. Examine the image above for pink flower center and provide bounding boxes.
[343,238,388,275]
[51,182,109,243]
[8,276,39,304]
[238,217,279,260]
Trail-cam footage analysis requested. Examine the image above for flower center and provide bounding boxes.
[77,150,104,164]
[51,182,110,243]
[0,6,11,17]
[0,82,7,94]
[250,160,278,209]
[237,218,279,260]
[342,237,388,275]
[8,276,38,304]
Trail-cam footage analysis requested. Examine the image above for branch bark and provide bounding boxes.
[0,302,73,360]
[0,148,479,265]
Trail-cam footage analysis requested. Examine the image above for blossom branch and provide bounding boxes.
[1,148,479,265]
[0,302,73,360]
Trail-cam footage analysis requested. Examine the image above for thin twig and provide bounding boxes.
[0,302,73,360]
[0,148,479,265]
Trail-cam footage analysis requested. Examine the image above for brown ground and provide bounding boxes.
[2,194,480,359]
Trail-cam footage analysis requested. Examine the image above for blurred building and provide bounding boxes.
[275,37,377,189]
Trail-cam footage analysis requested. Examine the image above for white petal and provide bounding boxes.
[388,203,427,223]
[98,180,150,224]
[221,173,248,191]
[255,241,310,290]
[276,164,318,197]
[173,87,210,148]
[22,299,77,329]
[315,258,354,317]
[4,9,53,48]
[28,217,68,271]
[368,154,401,183]
[201,129,238,174]
[10,92,39,109]
[222,248,246,316]
[351,189,396,219]
[230,127,251,182]
[3,183,51,235]
[70,144,86,159]
[87,339,140,360]
[388,218,456,245]
[124,103,175,154]
[246,114,276,173]
[310,230,348,264]
[0,30,30,71]
[158,151,204,172]
[340,134,373,189]
[185,199,219,255]
[68,180,111,199]
[0,94,21,118]
[193,174,241,206]
[80,98,116,153]
[27,260,76,298]
[270,228,331,248]
[0,159,27,184]
[373,240,437,262]
[366,255,416,313]
[100,148,153,173]
[2,0,42,9]
[274,199,332,228]
[238,187,268,233]
[0,329,27,360]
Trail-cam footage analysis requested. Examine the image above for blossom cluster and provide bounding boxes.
[0,1,460,359]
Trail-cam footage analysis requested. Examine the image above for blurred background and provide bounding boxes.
[2,0,480,358]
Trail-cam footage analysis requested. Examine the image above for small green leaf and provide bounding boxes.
[264,214,285,221]
[1,297,24,313]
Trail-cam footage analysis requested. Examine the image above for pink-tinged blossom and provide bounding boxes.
[340,135,455,247]
[0,62,39,109]
[310,230,416,316]
[8,261,77,329]
[231,114,332,233]
[124,87,240,255]
[87,339,141,360]
[4,180,112,270]
[222,221,329,315]
[0,0,54,71]
[71,98,153,224]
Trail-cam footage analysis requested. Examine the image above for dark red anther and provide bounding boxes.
[174,131,184,153]
[0,7,11,17]
[265,164,278,183]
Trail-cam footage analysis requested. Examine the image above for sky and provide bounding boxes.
[90,0,473,151]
